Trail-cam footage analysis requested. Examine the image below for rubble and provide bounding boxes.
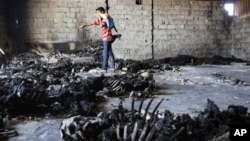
[0,49,157,123]
[167,55,245,66]
[60,99,250,141]
[0,47,248,140]
[0,106,18,140]
[212,73,250,86]
[103,73,155,98]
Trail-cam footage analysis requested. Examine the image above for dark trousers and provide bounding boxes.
[102,41,115,70]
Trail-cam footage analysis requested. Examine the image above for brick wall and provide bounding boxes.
[18,0,103,42]
[109,0,153,60]
[13,0,248,60]
[230,17,250,60]
[0,0,7,50]
[153,0,230,59]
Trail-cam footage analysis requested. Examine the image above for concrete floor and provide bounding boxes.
[8,63,250,141]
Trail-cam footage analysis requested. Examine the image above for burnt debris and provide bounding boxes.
[0,56,105,116]
[0,106,18,140]
[212,73,250,86]
[0,50,157,117]
[103,73,155,99]
[60,99,250,141]
[0,47,248,140]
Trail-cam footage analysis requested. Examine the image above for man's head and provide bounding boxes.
[96,7,105,18]
[96,7,105,13]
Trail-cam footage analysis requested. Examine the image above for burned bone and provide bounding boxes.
[124,60,148,73]
[140,70,154,80]
[60,115,85,141]
[103,77,123,93]
[115,58,175,72]
[203,55,244,65]
[102,74,155,98]
[60,99,250,141]
[138,98,145,118]
[167,55,245,66]
[60,114,114,141]
[0,130,19,140]
[1,50,249,140]
[118,101,126,125]
[70,100,97,116]
[142,98,154,122]
[0,65,105,116]
[0,50,160,119]
[203,99,220,118]
[145,123,156,141]
[152,98,165,120]
[212,73,250,86]
[115,55,245,73]
[138,122,149,141]
[168,55,197,66]
[129,88,152,100]
[227,105,248,115]
[131,98,135,123]
[60,98,165,141]
[225,105,250,125]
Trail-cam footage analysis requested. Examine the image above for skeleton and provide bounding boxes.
[60,98,250,141]
[102,74,155,98]
[2,48,249,140]
[60,98,166,141]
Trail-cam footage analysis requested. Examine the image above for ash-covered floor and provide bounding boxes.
[7,62,250,141]
[101,63,250,116]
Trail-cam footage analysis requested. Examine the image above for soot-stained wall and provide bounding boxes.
[0,0,7,51]
[229,17,250,60]
[3,0,249,61]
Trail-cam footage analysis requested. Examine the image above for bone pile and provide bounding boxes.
[0,49,248,140]
[103,72,155,99]
[60,99,250,141]
[0,51,158,116]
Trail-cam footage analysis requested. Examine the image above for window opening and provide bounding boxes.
[224,3,235,16]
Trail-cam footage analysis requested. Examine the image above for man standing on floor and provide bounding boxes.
[79,7,116,73]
